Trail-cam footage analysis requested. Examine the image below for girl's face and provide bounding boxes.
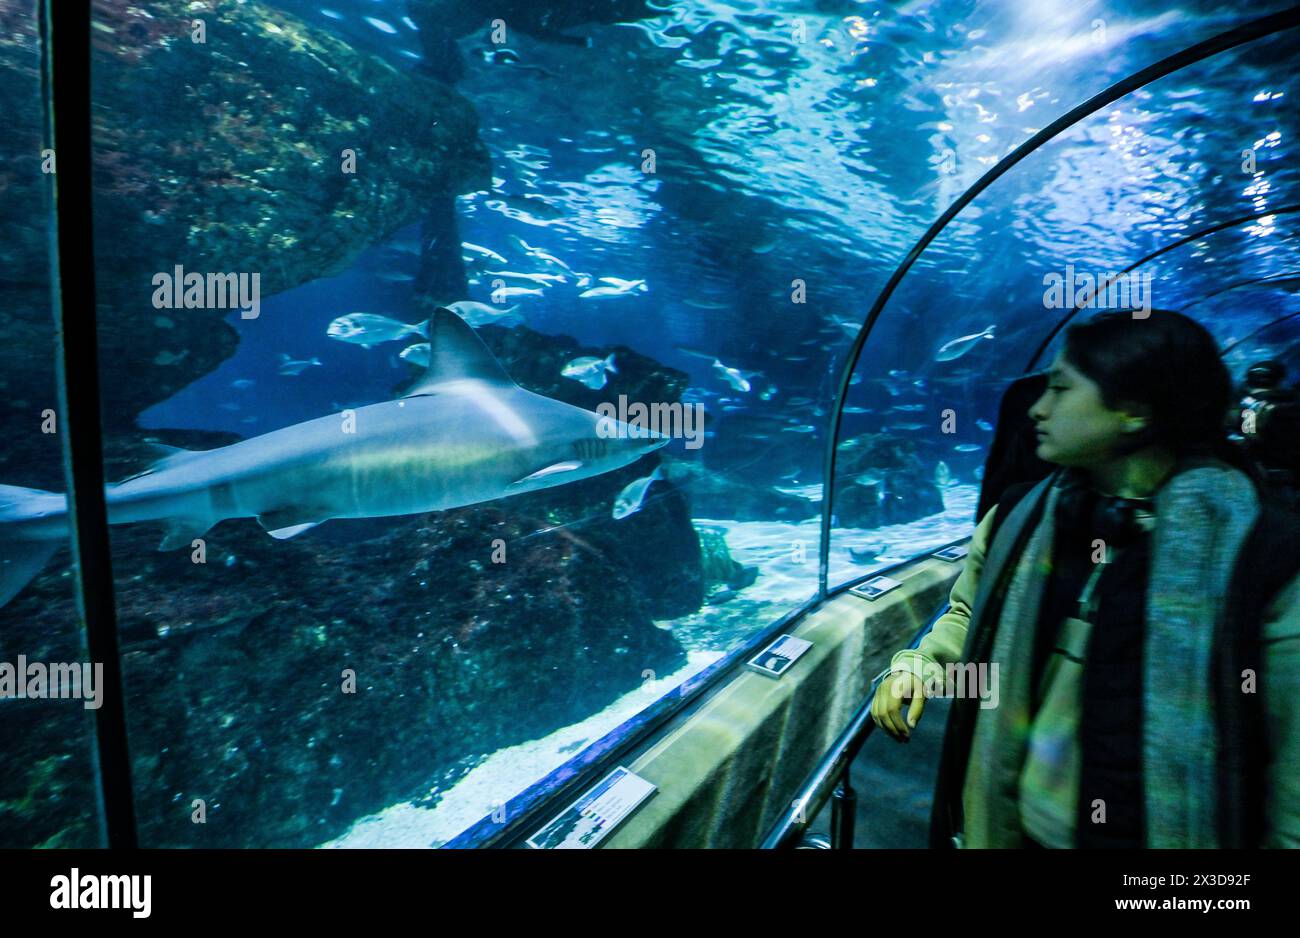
[1028,354,1144,468]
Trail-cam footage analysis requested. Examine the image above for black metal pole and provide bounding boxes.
[42,0,138,848]
[830,769,856,849]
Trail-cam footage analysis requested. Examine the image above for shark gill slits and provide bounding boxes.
[573,438,606,461]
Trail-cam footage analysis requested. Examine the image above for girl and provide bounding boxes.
[871,309,1300,848]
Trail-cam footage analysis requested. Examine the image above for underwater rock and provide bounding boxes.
[696,525,759,601]
[2,476,690,847]
[81,0,490,431]
[669,461,820,522]
[833,433,945,528]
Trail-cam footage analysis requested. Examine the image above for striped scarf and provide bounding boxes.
[961,458,1259,848]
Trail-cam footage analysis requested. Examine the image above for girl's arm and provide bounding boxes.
[888,504,998,693]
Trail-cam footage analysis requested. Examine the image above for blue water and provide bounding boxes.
[8,0,1300,850]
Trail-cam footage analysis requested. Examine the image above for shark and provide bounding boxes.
[0,307,667,608]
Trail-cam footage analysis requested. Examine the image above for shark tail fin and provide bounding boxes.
[605,353,618,374]
[0,484,66,609]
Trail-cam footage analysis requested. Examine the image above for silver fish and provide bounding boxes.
[492,286,545,299]
[612,466,663,520]
[561,353,618,390]
[445,300,523,328]
[327,313,426,348]
[399,343,430,368]
[278,354,322,375]
[935,324,996,362]
[461,242,508,264]
[712,359,754,393]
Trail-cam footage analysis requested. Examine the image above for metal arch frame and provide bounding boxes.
[817,5,1300,598]
[1024,204,1300,371]
[42,0,138,847]
[1221,309,1300,359]
[1182,270,1300,310]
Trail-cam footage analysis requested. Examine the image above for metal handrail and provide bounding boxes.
[760,599,951,849]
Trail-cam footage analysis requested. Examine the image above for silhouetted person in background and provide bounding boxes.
[1233,360,1300,505]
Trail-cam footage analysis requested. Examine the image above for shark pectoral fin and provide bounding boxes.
[159,518,215,551]
[256,509,327,540]
[509,460,584,487]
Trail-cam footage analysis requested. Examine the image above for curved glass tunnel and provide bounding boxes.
[1,0,1297,849]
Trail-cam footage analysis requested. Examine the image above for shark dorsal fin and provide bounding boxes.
[404,307,517,397]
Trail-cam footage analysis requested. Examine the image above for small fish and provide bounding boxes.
[892,403,925,412]
[562,353,618,390]
[889,423,925,431]
[462,241,508,264]
[327,313,426,347]
[683,297,730,310]
[364,16,397,34]
[231,379,255,390]
[974,465,985,480]
[706,588,739,605]
[935,460,951,486]
[781,424,815,433]
[278,354,322,375]
[848,544,885,564]
[399,343,430,368]
[579,284,642,300]
[492,286,544,299]
[598,277,647,291]
[954,443,982,453]
[712,359,754,393]
[508,236,571,271]
[153,350,189,366]
[935,324,996,362]
[499,194,563,219]
[774,483,822,500]
[976,419,994,431]
[613,466,662,520]
[375,271,415,283]
[842,406,871,414]
[758,386,777,401]
[445,300,522,327]
[483,270,566,285]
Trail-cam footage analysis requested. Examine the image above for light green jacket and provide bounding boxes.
[891,505,1300,848]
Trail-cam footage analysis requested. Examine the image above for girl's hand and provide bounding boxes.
[871,670,928,741]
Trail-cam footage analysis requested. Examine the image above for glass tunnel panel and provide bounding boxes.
[0,0,106,849]
[11,0,1294,850]
[827,24,1300,592]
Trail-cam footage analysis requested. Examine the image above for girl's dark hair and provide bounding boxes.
[1061,309,1234,459]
